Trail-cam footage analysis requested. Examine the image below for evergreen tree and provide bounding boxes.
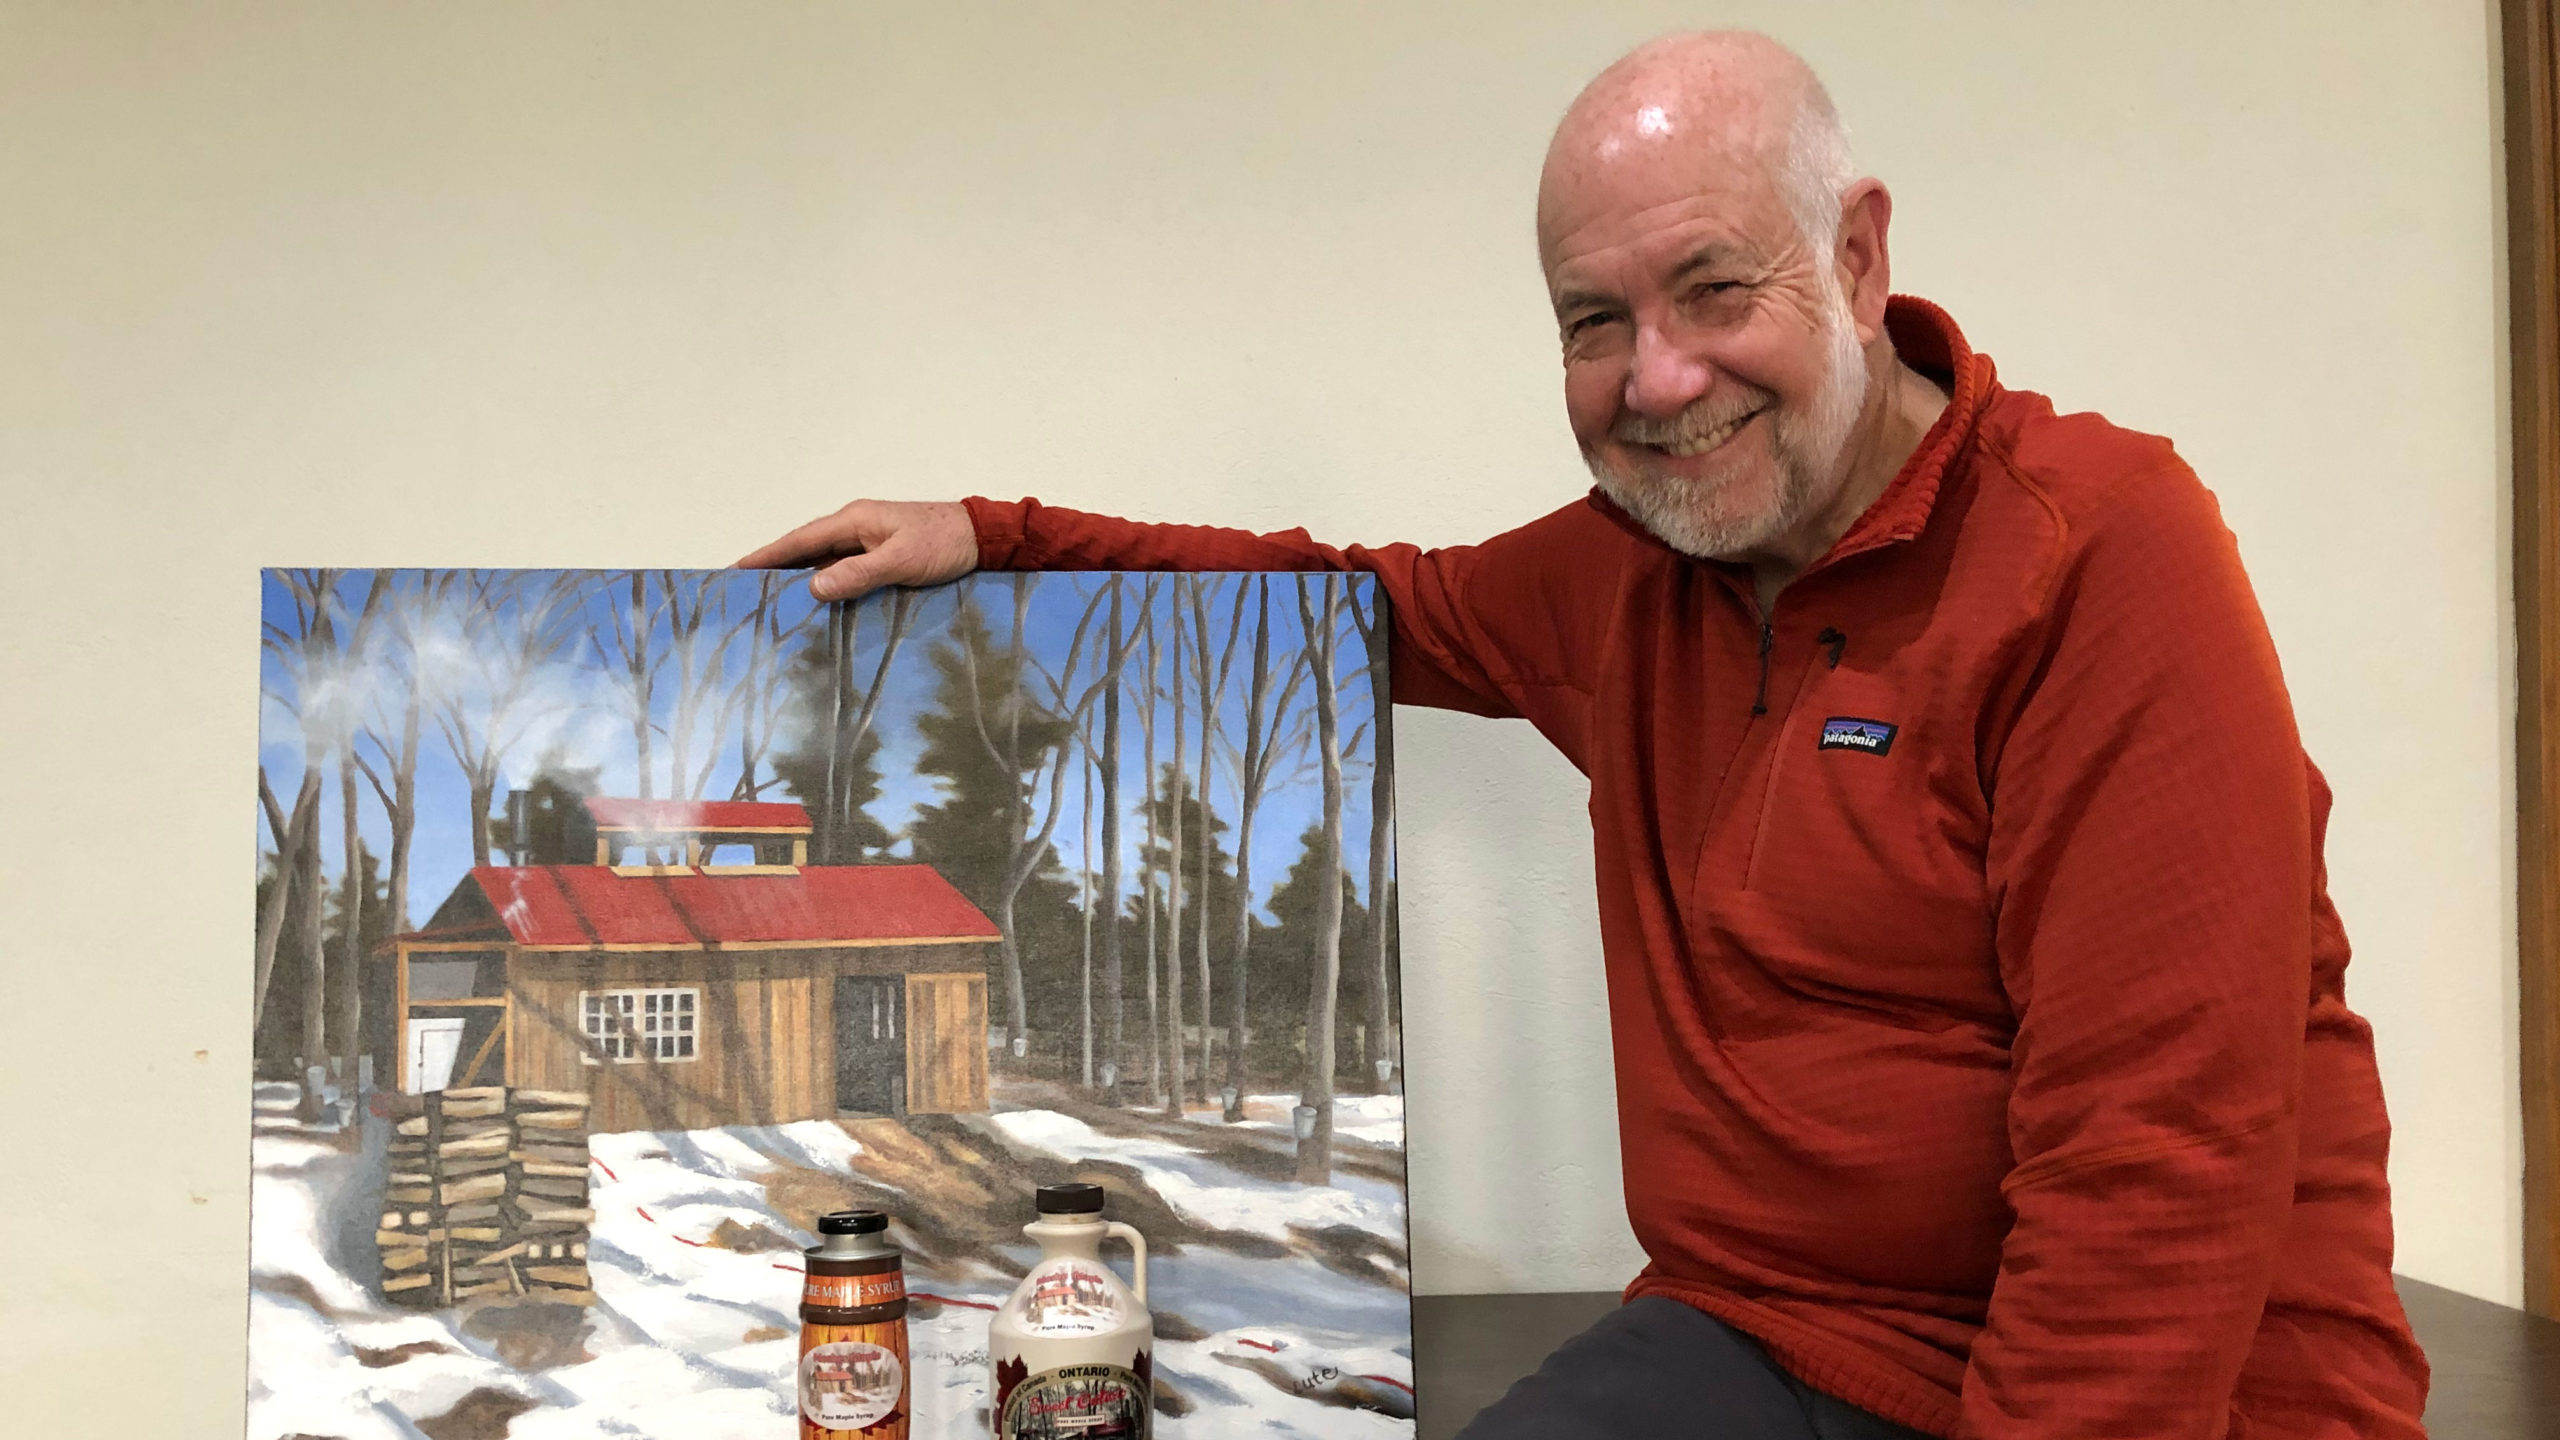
[908,595,1084,1055]
[320,843,400,1070]
[908,599,1070,908]
[1133,764,1245,1085]
[771,613,896,863]
[1248,823,1374,1087]
[251,848,306,1075]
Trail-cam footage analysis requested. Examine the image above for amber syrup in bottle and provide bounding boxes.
[798,1209,910,1438]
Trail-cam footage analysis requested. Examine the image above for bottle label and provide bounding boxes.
[804,1269,905,1311]
[997,1362,1150,1440]
[799,1339,903,1431]
[1020,1261,1123,1335]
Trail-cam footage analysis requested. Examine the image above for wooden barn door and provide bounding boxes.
[834,975,907,1117]
[904,972,988,1115]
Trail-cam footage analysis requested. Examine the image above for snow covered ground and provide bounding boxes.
[984,1109,1405,1249]
[246,1083,1415,1439]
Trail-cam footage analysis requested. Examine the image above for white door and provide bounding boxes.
[407,1018,466,1093]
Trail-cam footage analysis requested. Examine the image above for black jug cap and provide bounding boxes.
[817,1210,888,1236]
[1036,1182,1105,1215]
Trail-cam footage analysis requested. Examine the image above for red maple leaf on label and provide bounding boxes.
[994,1354,1029,1414]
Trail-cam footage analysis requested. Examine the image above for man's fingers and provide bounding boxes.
[734,504,879,570]
[740,498,976,601]
[809,548,901,603]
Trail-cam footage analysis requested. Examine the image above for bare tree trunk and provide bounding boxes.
[297,747,329,1080]
[1191,576,1241,1102]
[387,685,418,930]
[821,602,850,859]
[1080,747,1096,1088]
[1354,589,1398,1093]
[328,573,390,1073]
[1161,583,1187,1118]
[336,750,363,1071]
[1224,580,1275,1122]
[432,572,582,871]
[999,577,1033,1055]
[1295,575,1346,1184]
[254,765,321,1035]
[295,585,338,1091]
[1100,581,1126,1098]
[1137,602,1161,1105]
[367,569,446,932]
[469,768,498,868]
[730,574,812,802]
[959,579,1101,1063]
[811,593,910,864]
[627,572,653,802]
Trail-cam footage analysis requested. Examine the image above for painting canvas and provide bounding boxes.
[248,568,1410,1439]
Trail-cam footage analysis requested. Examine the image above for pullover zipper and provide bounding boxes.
[1750,620,1775,716]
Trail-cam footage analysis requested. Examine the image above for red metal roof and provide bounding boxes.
[583,798,812,832]
[461,864,1000,948]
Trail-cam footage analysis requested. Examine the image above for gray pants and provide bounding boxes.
[1454,1297,1937,1439]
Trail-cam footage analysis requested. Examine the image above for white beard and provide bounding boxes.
[1587,287,1871,561]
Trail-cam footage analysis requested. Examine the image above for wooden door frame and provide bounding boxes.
[2507,0,2560,1319]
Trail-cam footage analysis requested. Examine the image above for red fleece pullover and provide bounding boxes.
[962,298,2430,1438]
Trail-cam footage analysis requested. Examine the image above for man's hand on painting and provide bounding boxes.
[735,497,978,600]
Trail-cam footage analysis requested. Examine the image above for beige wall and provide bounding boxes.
[0,1,2515,1430]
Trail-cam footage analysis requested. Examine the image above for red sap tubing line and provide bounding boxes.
[913,1292,999,1310]
[1236,1336,1413,1393]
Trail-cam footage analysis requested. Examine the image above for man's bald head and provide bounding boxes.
[1538,31,1912,575]
[1537,31,1853,273]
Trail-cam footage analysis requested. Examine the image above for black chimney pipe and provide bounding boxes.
[506,787,530,866]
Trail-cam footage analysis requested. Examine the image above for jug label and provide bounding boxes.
[800,1339,903,1431]
[997,1361,1150,1440]
[1023,1262,1124,1335]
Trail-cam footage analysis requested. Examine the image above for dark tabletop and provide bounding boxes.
[1411,1277,2560,1439]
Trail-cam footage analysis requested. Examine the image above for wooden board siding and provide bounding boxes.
[905,972,989,1115]
[503,944,991,1132]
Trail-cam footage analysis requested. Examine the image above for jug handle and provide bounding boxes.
[1104,1220,1148,1304]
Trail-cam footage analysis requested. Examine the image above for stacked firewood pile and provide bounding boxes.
[378,1085,595,1308]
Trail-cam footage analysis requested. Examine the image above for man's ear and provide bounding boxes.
[1834,178,1894,344]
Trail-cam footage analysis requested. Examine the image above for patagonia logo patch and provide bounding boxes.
[1818,717,1897,755]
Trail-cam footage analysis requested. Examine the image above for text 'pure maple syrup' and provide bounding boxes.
[799,1209,910,1439]
[989,1183,1153,1439]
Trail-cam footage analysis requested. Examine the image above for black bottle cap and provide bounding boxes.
[817,1210,888,1236]
[1036,1182,1106,1215]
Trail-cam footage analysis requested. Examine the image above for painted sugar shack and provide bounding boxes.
[389,797,1000,1133]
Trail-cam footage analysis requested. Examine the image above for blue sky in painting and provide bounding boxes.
[257,569,1384,932]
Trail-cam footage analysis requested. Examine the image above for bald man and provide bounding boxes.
[746,31,2431,1440]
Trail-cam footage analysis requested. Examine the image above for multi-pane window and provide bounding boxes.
[580,987,698,1063]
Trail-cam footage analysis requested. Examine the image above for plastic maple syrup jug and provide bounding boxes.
[989,1183,1153,1438]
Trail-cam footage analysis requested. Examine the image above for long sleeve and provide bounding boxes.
[963,494,1630,764]
[1966,465,2312,1437]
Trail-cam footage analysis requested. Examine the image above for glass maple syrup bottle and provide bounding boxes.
[799,1209,910,1439]
[989,1183,1153,1439]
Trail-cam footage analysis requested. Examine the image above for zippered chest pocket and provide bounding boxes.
[1728,666,2005,1025]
